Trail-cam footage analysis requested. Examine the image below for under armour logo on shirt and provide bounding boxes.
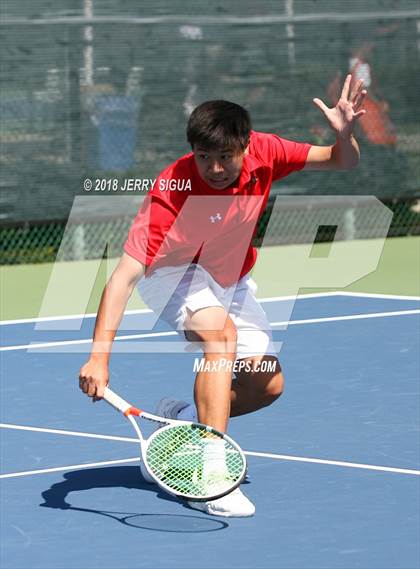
[246,175,258,189]
[209,213,222,223]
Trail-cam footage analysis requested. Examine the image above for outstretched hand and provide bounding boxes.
[313,74,367,138]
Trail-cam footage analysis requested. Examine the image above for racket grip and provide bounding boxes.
[103,387,132,414]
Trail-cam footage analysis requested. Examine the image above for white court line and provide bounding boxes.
[0,423,419,479]
[336,291,420,301]
[0,458,140,479]
[0,308,152,326]
[1,309,419,352]
[0,291,334,325]
[0,331,177,352]
[1,292,333,326]
[245,451,420,476]
[0,423,138,443]
[261,291,420,303]
[270,309,420,327]
[1,291,418,325]
[255,291,346,303]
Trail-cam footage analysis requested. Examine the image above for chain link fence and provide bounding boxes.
[1,2,419,264]
[1,4,420,223]
[1,196,418,265]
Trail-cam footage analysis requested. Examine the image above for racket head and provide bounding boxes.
[142,422,247,501]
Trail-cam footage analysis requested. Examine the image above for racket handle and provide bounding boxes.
[103,387,132,415]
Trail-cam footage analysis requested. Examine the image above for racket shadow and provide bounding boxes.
[39,466,229,533]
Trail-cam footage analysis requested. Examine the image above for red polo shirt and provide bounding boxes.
[124,131,311,287]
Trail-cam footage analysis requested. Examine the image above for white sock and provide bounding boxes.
[177,403,198,422]
[202,439,228,479]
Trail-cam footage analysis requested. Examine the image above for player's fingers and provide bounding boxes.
[79,373,94,395]
[95,382,107,400]
[312,97,330,114]
[354,109,366,120]
[87,381,97,397]
[79,366,88,384]
[340,73,352,100]
[81,380,91,394]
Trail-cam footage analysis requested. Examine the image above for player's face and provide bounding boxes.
[193,146,246,190]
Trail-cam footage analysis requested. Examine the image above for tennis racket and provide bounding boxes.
[103,387,247,502]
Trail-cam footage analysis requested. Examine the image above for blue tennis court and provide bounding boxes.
[1,292,419,569]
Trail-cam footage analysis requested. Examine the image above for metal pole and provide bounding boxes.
[285,0,296,66]
[84,0,94,86]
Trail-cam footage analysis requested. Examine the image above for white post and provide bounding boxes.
[285,0,296,66]
[84,0,94,87]
[344,208,356,241]
[417,20,420,55]
[72,224,86,261]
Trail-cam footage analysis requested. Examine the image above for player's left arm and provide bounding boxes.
[304,74,367,171]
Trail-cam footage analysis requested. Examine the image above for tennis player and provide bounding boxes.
[79,74,366,517]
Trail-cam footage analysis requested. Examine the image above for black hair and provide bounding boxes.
[186,100,251,152]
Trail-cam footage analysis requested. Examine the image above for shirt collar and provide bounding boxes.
[239,150,265,186]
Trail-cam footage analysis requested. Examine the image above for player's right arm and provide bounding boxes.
[79,253,145,400]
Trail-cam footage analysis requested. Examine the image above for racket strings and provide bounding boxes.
[146,425,245,498]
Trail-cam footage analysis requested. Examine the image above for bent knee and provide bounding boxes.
[250,359,285,406]
[264,372,285,402]
[185,309,237,354]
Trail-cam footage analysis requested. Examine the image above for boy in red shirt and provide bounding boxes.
[79,75,366,517]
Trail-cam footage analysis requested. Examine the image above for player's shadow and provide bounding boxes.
[40,466,229,532]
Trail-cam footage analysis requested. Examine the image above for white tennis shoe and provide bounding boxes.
[140,397,255,517]
[187,487,255,518]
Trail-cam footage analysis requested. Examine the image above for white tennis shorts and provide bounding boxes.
[137,264,277,359]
